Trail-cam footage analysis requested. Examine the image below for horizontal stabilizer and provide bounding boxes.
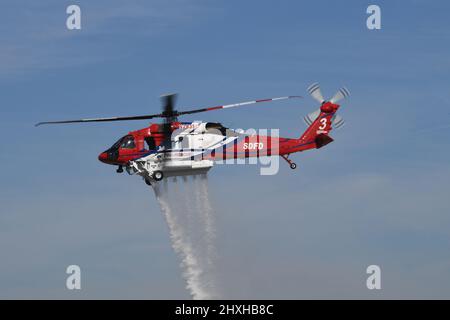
[315,133,334,148]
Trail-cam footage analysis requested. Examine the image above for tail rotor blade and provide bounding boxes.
[303,109,321,126]
[332,114,345,129]
[307,83,325,104]
[330,87,350,104]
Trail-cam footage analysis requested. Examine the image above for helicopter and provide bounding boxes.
[36,83,349,185]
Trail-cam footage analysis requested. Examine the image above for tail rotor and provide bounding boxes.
[304,83,350,129]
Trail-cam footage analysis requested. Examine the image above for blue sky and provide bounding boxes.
[0,0,450,298]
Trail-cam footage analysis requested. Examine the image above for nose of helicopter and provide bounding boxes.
[98,152,108,163]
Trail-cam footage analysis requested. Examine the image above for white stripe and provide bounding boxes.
[221,96,293,109]
[222,101,256,109]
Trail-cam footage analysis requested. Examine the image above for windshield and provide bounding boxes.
[110,137,123,150]
[109,135,136,150]
[120,135,136,149]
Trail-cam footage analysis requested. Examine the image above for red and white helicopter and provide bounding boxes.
[36,83,349,185]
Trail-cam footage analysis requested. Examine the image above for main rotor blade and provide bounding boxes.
[35,113,163,127]
[330,87,350,104]
[35,95,302,127]
[161,93,177,117]
[307,83,325,104]
[177,95,302,116]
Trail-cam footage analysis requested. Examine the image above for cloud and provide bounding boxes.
[0,0,211,76]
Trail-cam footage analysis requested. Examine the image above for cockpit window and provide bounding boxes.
[120,135,136,149]
[110,137,123,150]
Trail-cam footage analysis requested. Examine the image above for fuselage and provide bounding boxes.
[98,102,340,167]
[98,121,315,166]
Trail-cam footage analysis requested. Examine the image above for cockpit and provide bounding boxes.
[102,135,136,162]
[99,134,157,165]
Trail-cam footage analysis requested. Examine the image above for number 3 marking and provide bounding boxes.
[319,118,327,130]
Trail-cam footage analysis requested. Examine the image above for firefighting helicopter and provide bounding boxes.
[35,83,349,185]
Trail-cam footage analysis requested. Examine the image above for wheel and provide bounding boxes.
[290,163,297,170]
[153,170,164,181]
[144,178,152,186]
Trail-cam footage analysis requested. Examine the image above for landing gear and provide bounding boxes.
[153,170,164,181]
[143,171,163,185]
[281,154,297,170]
[116,165,123,173]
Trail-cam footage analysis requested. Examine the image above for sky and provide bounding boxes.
[0,0,450,299]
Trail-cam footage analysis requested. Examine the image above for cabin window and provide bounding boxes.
[205,122,227,136]
[120,136,136,149]
[145,137,156,150]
